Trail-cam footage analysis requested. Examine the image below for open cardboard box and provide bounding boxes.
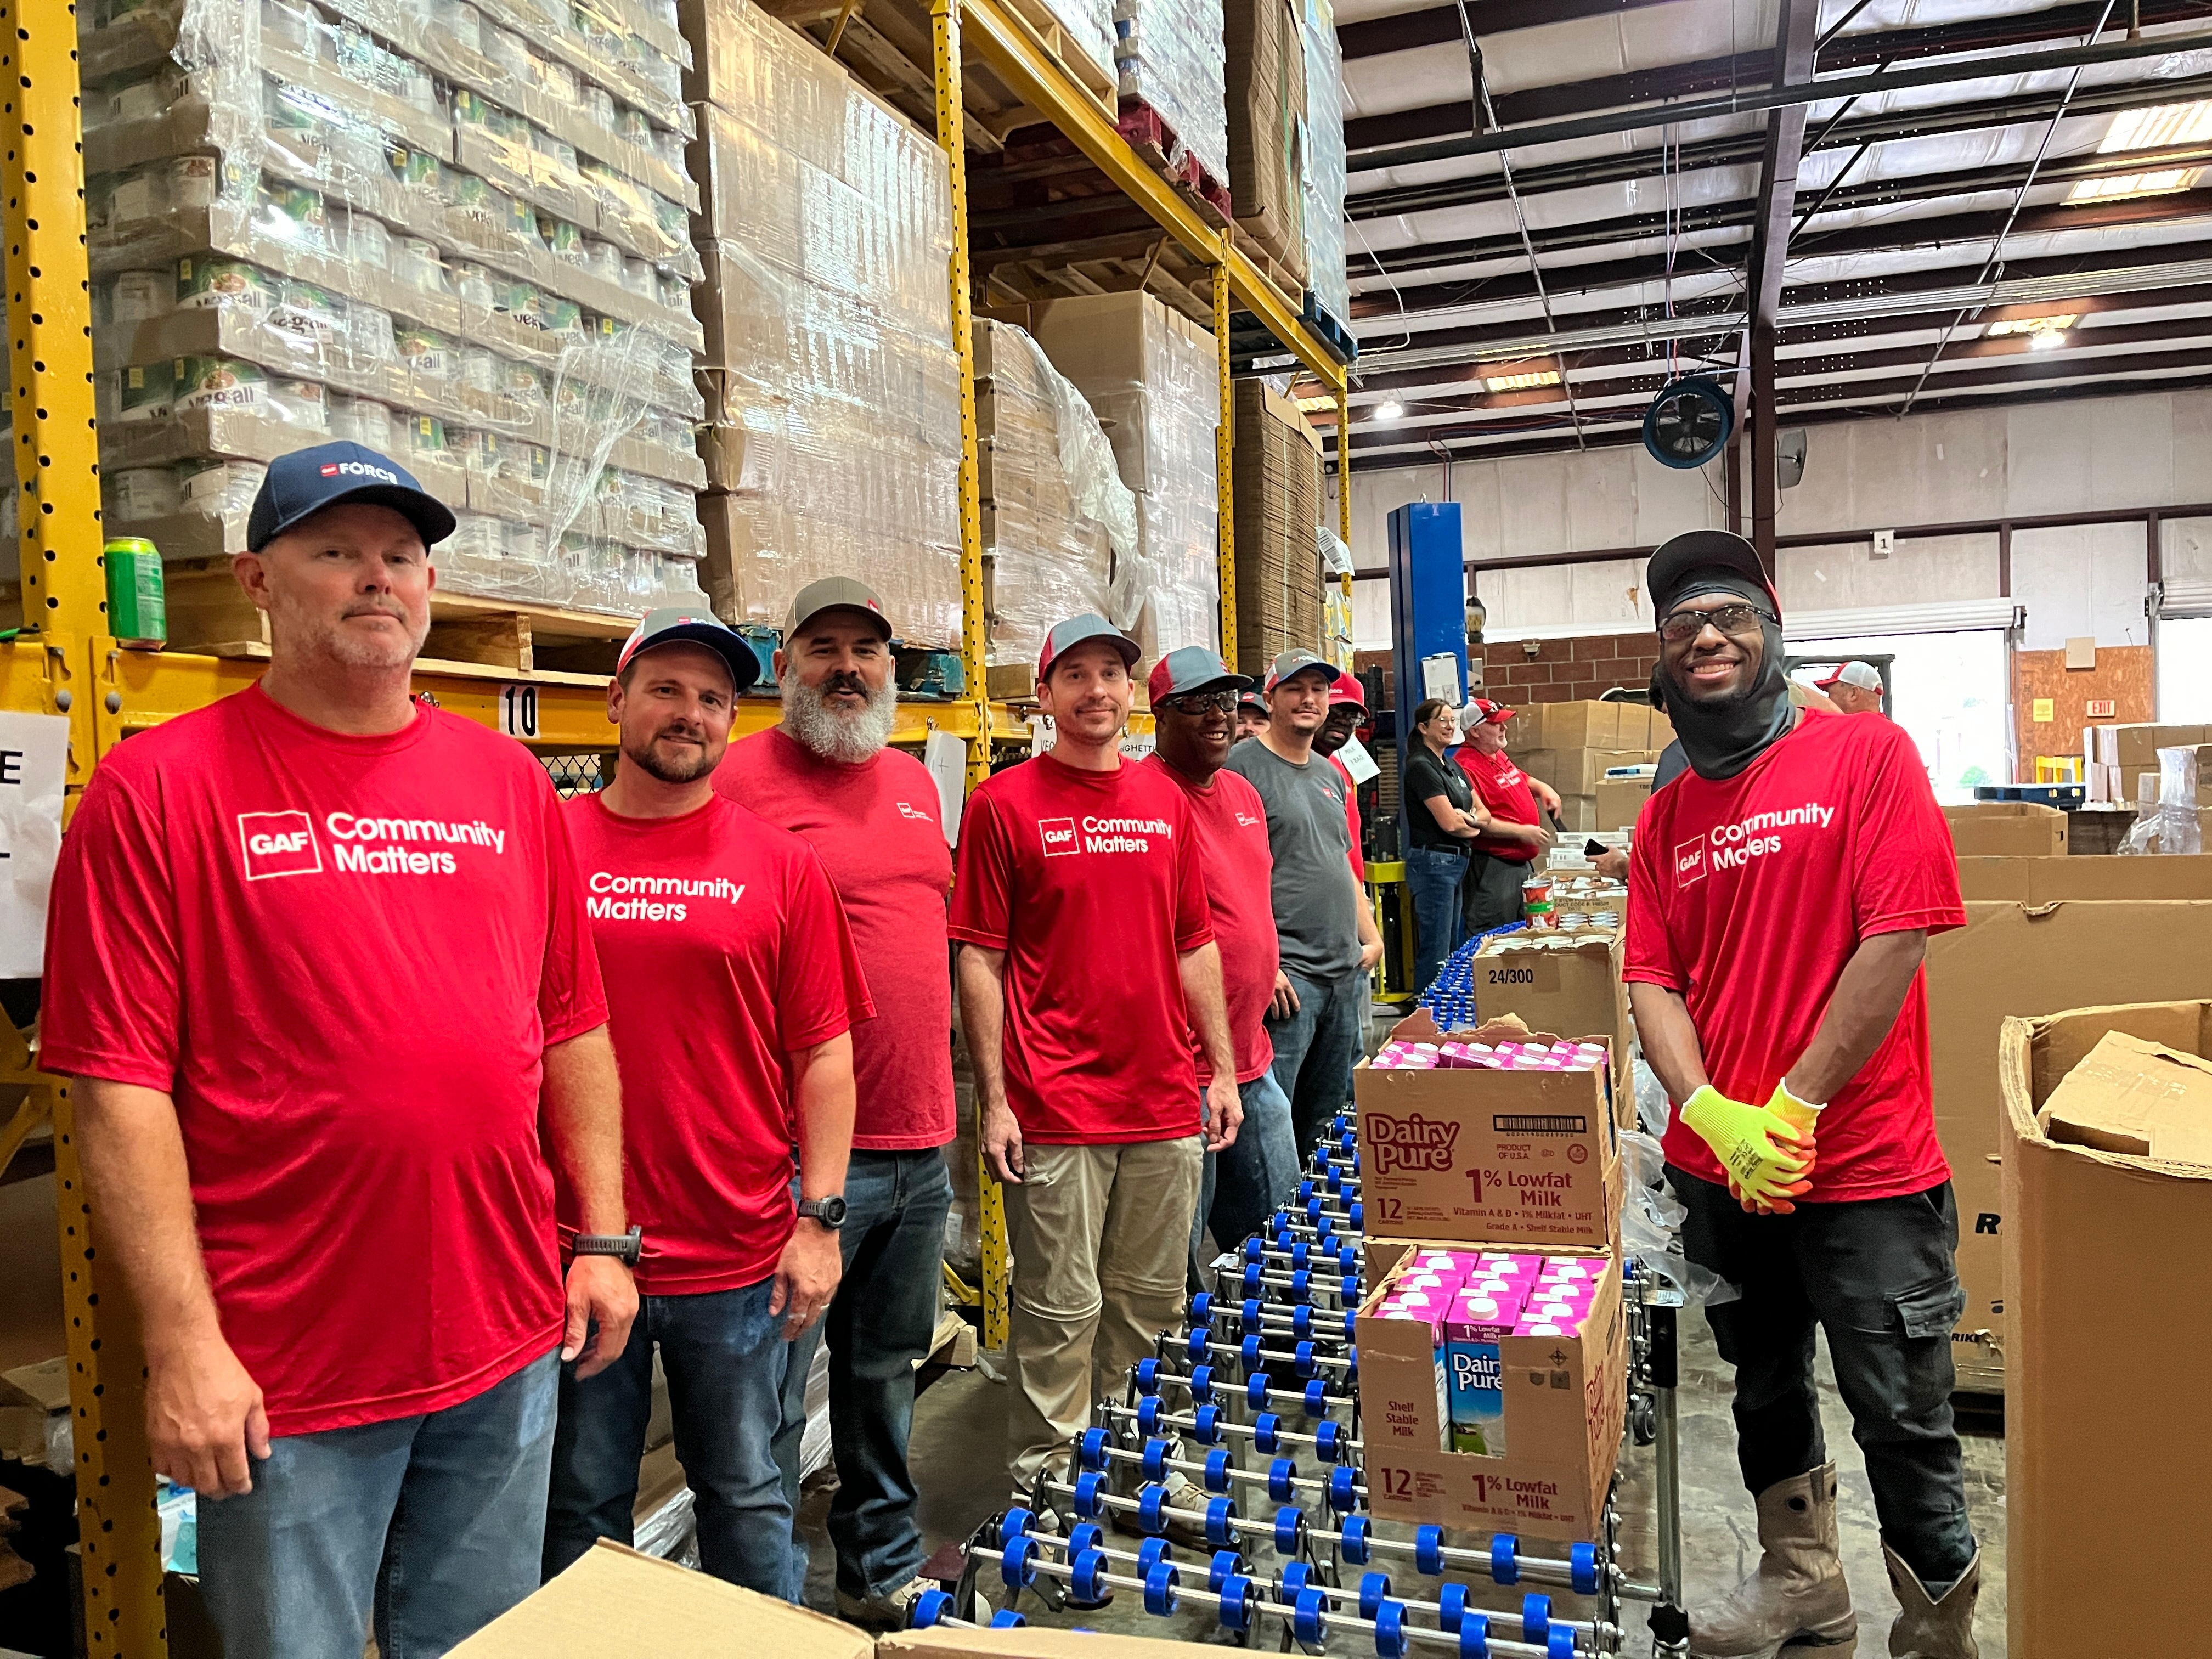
[1942,802,2066,856]
[1465,934,1635,1125]
[1953,854,2212,902]
[1356,1012,1622,1249]
[1356,1242,1627,1541]
[1997,1002,2212,1659]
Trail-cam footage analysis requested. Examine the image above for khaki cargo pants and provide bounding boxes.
[1003,1135,1203,1488]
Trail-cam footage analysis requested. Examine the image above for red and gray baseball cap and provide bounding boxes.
[1238,690,1267,715]
[247,440,456,552]
[1263,648,1335,692]
[1464,697,1516,726]
[1814,660,1881,693]
[1148,645,1251,703]
[1327,670,1367,713]
[785,575,893,641]
[616,607,762,692]
[1038,612,1140,680]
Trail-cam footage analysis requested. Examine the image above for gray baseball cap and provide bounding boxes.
[1264,648,1334,692]
[1038,612,1140,680]
[785,575,894,641]
[1148,645,1251,703]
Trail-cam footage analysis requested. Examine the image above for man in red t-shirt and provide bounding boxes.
[953,615,1241,1487]
[1624,530,1979,1659]
[718,577,957,1626]
[546,608,870,1601]
[1453,699,1556,932]
[41,443,634,1659]
[1143,647,1295,1267]
[1315,671,1369,881]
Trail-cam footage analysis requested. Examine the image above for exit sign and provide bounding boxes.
[2086,699,2117,718]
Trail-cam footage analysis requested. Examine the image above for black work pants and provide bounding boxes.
[1668,1167,1978,1587]
[1460,852,1526,934]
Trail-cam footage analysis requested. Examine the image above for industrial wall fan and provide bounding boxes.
[1641,376,1733,469]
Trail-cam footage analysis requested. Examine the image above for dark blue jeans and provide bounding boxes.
[1193,1066,1300,1280]
[1404,846,1469,993]
[1266,964,1369,1158]
[543,1277,796,1598]
[196,1351,557,1659]
[772,1149,955,1599]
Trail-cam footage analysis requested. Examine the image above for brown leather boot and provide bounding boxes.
[1885,1544,1979,1658]
[1689,1462,1857,1658]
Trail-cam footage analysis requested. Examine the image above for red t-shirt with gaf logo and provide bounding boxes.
[717,727,956,1150]
[40,685,607,1436]
[565,793,872,1294]
[1624,710,1966,1200]
[1143,753,1278,1085]
[1455,744,1541,862]
[950,751,1213,1142]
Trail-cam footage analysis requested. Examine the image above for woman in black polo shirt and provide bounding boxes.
[1402,698,1489,992]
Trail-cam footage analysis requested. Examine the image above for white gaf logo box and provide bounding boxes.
[1674,836,1706,888]
[1039,816,1079,857]
[238,810,323,879]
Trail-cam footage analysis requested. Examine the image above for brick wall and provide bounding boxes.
[1481,633,1658,704]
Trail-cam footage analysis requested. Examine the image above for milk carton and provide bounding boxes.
[1444,1285,1530,1454]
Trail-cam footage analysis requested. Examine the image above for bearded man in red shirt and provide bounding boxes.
[1624,530,1979,1659]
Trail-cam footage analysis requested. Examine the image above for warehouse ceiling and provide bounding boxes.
[1319,0,2212,472]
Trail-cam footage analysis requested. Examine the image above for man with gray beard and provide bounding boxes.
[718,578,957,1626]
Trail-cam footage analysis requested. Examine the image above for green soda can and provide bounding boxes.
[105,535,167,647]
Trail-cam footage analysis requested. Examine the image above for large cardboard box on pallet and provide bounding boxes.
[1355,1013,1622,1250]
[1223,0,1308,284]
[1356,1243,1628,1541]
[1942,802,2066,856]
[1997,1005,2212,1659]
[1924,890,2212,1391]
[1514,748,1657,797]
[1230,381,1324,676]
[1954,854,2212,901]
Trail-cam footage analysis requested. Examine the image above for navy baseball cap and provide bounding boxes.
[616,607,763,692]
[246,441,457,553]
[1147,645,1250,704]
[1037,612,1139,681]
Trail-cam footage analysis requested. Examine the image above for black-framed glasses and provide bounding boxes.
[1161,687,1240,715]
[1322,706,1364,728]
[1657,602,1772,644]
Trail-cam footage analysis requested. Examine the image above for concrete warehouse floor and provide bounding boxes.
[794,1320,2007,1657]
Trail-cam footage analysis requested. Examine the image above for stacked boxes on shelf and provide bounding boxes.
[1229,381,1322,676]
[1032,0,1115,86]
[1223,0,1307,289]
[1113,0,1229,195]
[2085,720,2209,805]
[682,0,963,645]
[1025,291,1221,661]
[80,0,713,622]
[1509,700,1672,832]
[972,319,1139,676]
[1299,0,1348,324]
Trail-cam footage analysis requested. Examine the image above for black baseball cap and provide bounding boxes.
[616,607,763,693]
[1646,529,1780,618]
[246,441,457,553]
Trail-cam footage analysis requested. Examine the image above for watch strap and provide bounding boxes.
[572,1225,642,1267]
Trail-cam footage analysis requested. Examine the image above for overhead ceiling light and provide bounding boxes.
[2067,100,2212,201]
[1373,399,1406,422]
[2028,329,2069,350]
[1483,368,1564,392]
[1985,314,2080,336]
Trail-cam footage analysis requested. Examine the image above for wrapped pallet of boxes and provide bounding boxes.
[1026,291,1221,658]
[2083,720,2205,804]
[1299,0,1348,324]
[1997,1007,2212,1659]
[684,0,962,644]
[1229,381,1323,676]
[83,0,713,627]
[972,319,1140,685]
[1224,0,1307,287]
[1113,0,1229,194]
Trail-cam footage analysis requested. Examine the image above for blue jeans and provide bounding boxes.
[1405,847,1469,993]
[773,1149,955,1599]
[544,1278,795,1598]
[196,1351,557,1659]
[1193,1067,1300,1276]
[1266,964,1370,1158]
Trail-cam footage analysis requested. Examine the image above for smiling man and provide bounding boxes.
[953,614,1240,1489]
[547,608,870,1600]
[720,578,960,1627]
[41,442,632,1659]
[1622,530,1979,1659]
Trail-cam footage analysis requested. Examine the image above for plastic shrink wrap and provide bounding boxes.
[1224,0,1307,285]
[1113,0,1228,189]
[685,0,963,646]
[1300,0,1348,324]
[79,0,713,617]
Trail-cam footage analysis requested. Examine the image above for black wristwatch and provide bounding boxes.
[798,1195,848,1230]
[573,1226,642,1266]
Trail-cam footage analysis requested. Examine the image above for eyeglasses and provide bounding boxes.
[1657,602,1773,644]
[1161,688,1240,715]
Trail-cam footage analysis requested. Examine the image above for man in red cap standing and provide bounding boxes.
[1452,698,1557,932]
[953,614,1242,1488]
[1314,671,1370,881]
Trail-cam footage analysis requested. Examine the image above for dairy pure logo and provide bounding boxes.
[1366,1111,1460,1173]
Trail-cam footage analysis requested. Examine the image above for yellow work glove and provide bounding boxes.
[1729,1082,1824,1214]
[1680,1084,1810,1211]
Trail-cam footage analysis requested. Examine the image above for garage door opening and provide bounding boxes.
[1788,630,2011,804]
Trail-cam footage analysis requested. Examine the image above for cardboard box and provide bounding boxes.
[1357,1243,1628,1541]
[1925,899,2212,1390]
[2087,721,2207,767]
[1469,933,1632,1118]
[1511,702,1631,750]
[1355,1012,1622,1249]
[1943,802,2067,857]
[1513,748,1656,796]
[886,1630,1219,1659]
[1954,855,2212,902]
[1998,1001,2212,1659]
[1593,776,1651,832]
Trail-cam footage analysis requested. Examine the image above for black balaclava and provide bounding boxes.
[1648,669,1690,791]
[1654,570,1794,782]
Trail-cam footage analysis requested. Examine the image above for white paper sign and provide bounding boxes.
[1336,733,1380,786]
[0,714,70,975]
[922,730,967,848]
[1420,652,1463,704]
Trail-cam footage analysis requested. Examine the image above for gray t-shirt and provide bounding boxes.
[1224,738,1362,982]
